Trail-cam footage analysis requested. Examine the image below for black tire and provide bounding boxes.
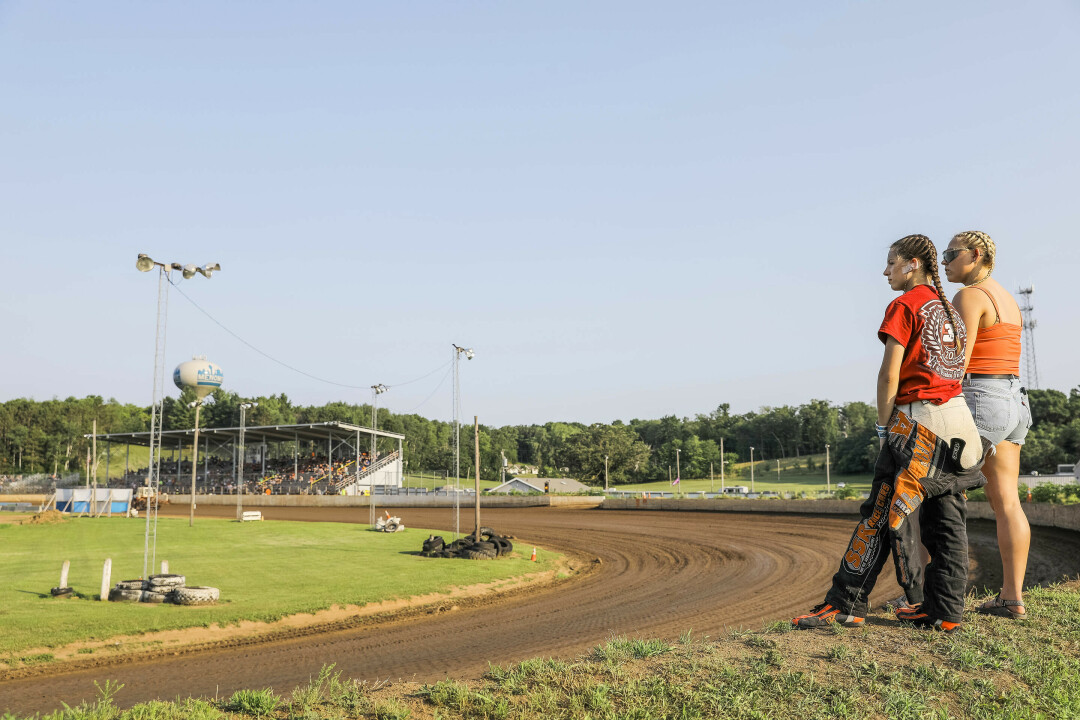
[466,542,497,559]
[445,539,470,553]
[50,587,74,597]
[491,537,513,556]
[171,586,220,606]
[149,574,185,588]
[462,548,493,560]
[109,588,143,602]
[115,579,148,590]
[422,535,445,553]
[140,590,168,603]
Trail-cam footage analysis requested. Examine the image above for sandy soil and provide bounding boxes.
[2,505,1078,716]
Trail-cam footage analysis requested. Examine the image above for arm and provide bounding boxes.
[877,337,905,429]
[952,288,988,374]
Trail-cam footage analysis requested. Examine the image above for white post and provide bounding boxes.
[161,560,169,574]
[100,558,112,601]
[60,560,70,589]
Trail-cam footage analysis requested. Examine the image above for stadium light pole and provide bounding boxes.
[825,444,831,494]
[604,455,609,492]
[749,446,755,493]
[675,448,681,488]
[370,384,387,529]
[237,402,257,520]
[135,255,220,574]
[371,384,388,457]
[452,344,474,538]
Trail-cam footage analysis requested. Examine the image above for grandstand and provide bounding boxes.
[84,421,405,496]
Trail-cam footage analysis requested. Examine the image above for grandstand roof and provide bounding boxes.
[85,421,404,448]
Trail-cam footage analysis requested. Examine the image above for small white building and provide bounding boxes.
[488,476,592,494]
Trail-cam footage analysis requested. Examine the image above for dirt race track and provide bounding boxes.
[4,505,1080,715]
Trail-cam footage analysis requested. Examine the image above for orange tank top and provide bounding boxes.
[967,286,1022,375]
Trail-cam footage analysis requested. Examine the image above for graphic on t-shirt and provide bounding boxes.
[918,303,966,380]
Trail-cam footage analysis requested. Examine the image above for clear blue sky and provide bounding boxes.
[2,1,1077,427]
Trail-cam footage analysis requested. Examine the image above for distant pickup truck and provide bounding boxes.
[720,486,750,495]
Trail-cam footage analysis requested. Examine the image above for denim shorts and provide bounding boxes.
[962,377,1032,446]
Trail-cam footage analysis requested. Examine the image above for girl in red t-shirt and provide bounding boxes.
[877,235,982,469]
[794,234,985,633]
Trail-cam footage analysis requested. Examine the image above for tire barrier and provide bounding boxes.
[108,574,219,605]
[420,530,514,560]
[49,586,74,598]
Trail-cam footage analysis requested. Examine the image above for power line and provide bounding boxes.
[168,277,451,392]
[401,364,454,415]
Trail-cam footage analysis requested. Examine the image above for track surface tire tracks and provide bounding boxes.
[3,505,1078,715]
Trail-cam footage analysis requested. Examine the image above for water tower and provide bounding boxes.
[173,357,224,399]
[173,356,224,526]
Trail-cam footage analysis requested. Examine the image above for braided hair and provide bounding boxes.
[891,234,963,352]
[952,230,996,274]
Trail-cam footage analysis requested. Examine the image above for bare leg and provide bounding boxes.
[982,441,1029,613]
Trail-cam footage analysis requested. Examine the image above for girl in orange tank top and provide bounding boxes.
[943,230,1031,618]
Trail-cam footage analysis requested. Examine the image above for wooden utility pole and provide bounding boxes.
[190,401,202,527]
[474,416,481,540]
[720,437,725,491]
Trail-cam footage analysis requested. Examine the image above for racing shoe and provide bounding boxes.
[895,605,961,633]
[792,601,867,629]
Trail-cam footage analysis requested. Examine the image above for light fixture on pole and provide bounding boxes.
[136,255,220,576]
[237,402,257,520]
[451,344,474,538]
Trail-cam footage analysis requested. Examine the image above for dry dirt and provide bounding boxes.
[2,504,1078,716]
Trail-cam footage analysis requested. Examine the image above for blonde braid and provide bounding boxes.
[953,230,996,274]
[892,234,963,352]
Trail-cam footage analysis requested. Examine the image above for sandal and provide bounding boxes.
[975,593,1026,618]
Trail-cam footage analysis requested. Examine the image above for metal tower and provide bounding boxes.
[1018,285,1039,389]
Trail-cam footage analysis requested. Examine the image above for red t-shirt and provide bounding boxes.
[878,285,966,405]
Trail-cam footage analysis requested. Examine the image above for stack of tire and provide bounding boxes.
[421,527,513,560]
[108,574,220,605]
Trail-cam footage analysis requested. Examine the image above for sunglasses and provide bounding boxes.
[942,248,968,264]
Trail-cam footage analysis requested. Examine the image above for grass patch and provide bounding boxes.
[0,517,559,658]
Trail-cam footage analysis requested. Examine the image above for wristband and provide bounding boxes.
[875,424,887,439]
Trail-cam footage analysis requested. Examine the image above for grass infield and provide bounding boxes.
[8,581,1080,719]
[0,516,557,660]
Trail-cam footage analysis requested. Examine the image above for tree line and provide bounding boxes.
[2,386,1077,483]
